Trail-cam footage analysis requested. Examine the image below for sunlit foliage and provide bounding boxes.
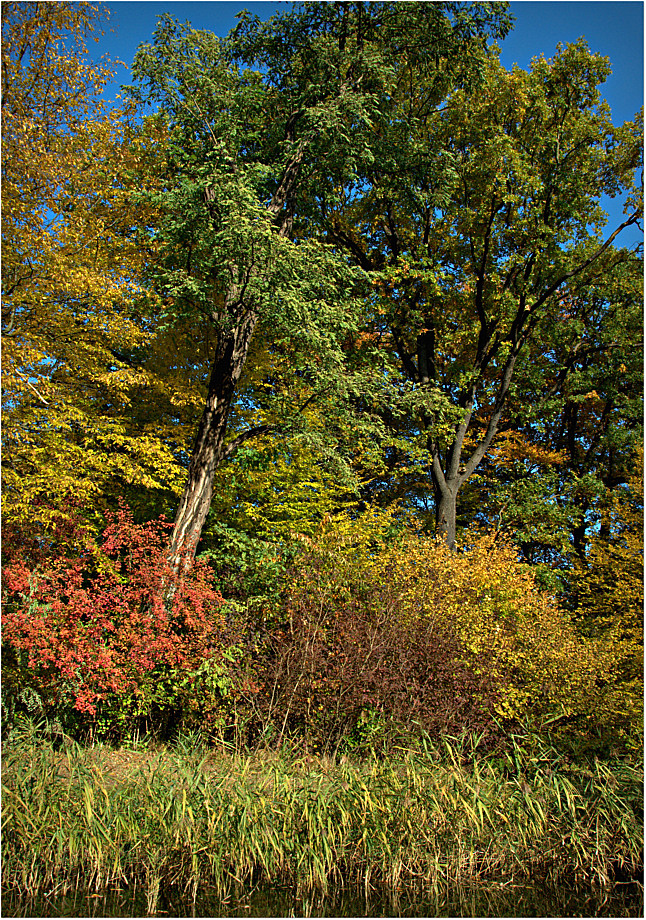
[2,2,181,532]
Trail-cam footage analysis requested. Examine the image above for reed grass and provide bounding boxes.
[2,722,642,913]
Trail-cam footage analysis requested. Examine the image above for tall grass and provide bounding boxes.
[2,722,642,913]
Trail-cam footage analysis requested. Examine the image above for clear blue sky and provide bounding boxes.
[92,1,643,244]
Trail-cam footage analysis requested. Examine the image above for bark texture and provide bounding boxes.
[167,309,258,573]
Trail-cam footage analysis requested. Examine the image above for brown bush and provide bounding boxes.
[253,536,500,752]
[247,514,611,753]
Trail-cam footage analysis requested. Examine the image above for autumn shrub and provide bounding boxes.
[569,458,644,751]
[402,534,610,729]
[249,515,495,751]
[257,570,498,753]
[1,504,235,740]
[251,514,613,750]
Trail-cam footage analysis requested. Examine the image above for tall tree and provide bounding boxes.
[128,2,512,570]
[484,259,643,567]
[1,2,183,530]
[324,41,642,546]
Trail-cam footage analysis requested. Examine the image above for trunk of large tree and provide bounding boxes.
[433,475,459,550]
[168,309,257,574]
[167,144,305,575]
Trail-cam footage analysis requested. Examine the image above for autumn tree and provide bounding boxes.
[479,258,643,570]
[571,454,644,745]
[127,1,512,572]
[1,2,192,535]
[323,41,642,547]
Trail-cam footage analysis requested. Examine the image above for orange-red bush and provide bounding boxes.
[2,504,225,719]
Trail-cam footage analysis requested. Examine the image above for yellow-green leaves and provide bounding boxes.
[2,3,183,530]
[572,455,644,746]
[285,514,611,732]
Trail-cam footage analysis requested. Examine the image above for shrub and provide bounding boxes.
[569,458,644,751]
[251,518,497,752]
[252,515,612,751]
[2,504,230,738]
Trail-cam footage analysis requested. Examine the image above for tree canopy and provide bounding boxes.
[125,1,514,568]
[320,40,642,549]
[1,1,183,531]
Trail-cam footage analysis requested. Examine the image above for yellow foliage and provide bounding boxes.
[2,3,187,528]
[302,515,614,729]
[209,434,360,541]
[488,429,566,469]
[572,454,644,745]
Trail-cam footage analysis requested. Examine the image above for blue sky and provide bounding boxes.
[92,1,643,244]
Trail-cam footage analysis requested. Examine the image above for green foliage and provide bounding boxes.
[128,11,379,447]
[321,32,642,546]
[479,259,643,570]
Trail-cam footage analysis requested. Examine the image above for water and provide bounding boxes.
[4,879,643,918]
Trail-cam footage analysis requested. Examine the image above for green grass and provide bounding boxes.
[2,721,642,913]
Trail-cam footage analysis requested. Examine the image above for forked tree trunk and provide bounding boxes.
[434,477,459,550]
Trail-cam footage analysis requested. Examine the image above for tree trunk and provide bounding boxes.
[167,144,305,575]
[168,309,257,574]
[434,475,458,550]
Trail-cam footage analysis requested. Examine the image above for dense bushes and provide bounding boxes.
[1,505,230,737]
[571,459,644,749]
[1,506,633,752]
[253,537,498,752]
[242,516,617,752]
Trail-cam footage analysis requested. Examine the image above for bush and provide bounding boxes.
[250,517,613,751]
[2,504,232,739]
[570,459,644,751]
[250,519,495,752]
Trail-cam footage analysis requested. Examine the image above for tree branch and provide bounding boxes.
[221,424,273,462]
[529,210,641,315]
[15,370,50,405]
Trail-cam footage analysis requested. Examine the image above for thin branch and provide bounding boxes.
[15,370,50,405]
[220,424,272,462]
[529,210,641,315]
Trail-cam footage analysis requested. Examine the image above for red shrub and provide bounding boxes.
[2,504,225,716]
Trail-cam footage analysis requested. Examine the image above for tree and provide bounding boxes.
[448,255,643,582]
[571,454,643,746]
[485,259,642,568]
[128,2,512,571]
[1,2,183,533]
[323,40,642,547]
